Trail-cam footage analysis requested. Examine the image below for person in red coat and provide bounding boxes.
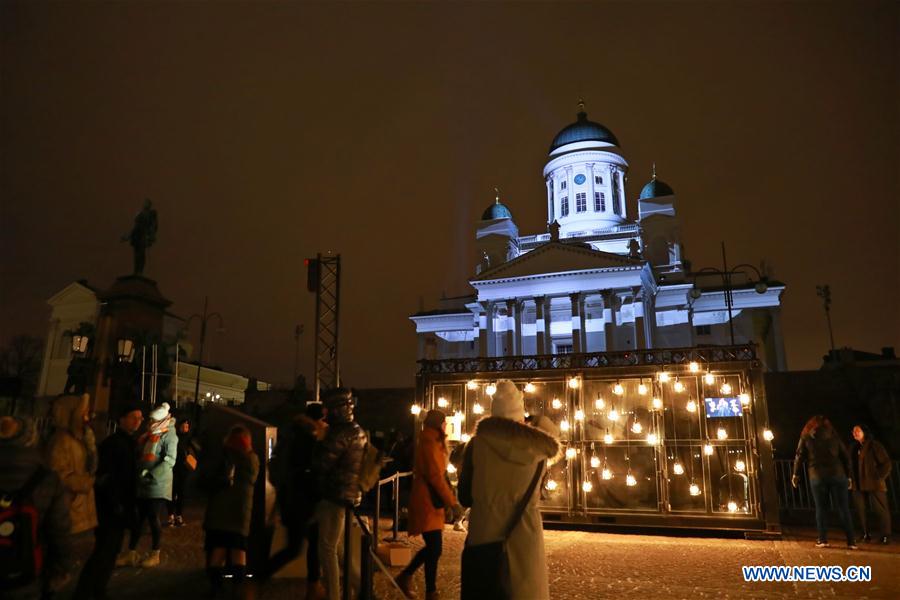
[397,410,462,600]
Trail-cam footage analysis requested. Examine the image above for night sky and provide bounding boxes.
[2,1,898,389]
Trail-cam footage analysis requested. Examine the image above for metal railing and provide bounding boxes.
[373,470,413,542]
[419,344,758,375]
[774,459,900,514]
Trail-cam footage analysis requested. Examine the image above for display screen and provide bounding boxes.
[704,397,743,418]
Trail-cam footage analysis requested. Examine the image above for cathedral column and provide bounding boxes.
[505,299,516,356]
[633,288,647,350]
[514,299,525,356]
[535,296,547,355]
[546,178,554,225]
[570,292,586,354]
[602,291,617,352]
[587,163,596,212]
[478,302,492,357]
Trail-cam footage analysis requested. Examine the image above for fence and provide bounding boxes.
[774,459,900,524]
[373,470,413,542]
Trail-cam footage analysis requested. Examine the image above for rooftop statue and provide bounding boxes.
[122,199,158,275]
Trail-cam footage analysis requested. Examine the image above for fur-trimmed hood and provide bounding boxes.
[474,416,560,466]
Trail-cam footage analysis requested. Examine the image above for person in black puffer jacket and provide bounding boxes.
[792,415,856,549]
[0,416,72,600]
[311,388,367,600]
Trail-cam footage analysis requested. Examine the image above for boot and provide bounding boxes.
[140,549,161,567]
[395,571,416,599]
[115,549,139,567]
[164,514,175,527]
[175,515,185,527]
[304,580,326,600]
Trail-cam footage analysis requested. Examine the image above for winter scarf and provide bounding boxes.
[139,415,174,463]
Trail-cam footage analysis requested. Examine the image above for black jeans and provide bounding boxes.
[73,523,126,599]
[167,471,186,517]
[853,489,891,537]
[810,476,855,545]
[130,498,166,550]
[400,530,442,593]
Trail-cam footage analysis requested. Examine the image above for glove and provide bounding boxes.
[141,469,151,479]
[791,475,799,489]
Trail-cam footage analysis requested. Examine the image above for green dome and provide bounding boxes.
[481,202,513,220]
[639,178,675,200]
[550,110,619,153]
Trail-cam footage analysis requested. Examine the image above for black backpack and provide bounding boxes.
[0,467,47,590]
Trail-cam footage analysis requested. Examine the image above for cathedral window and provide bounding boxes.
[561,196,569,217]
[560,180,567,190]
[575,193,586,213]
[594,192,605,212]
[595,175,603,185]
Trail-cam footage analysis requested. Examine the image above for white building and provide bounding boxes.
[411,104,787,370]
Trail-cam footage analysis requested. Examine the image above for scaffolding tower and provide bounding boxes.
[307,253,341,402]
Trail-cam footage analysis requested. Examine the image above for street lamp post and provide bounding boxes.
[688,242,768,345]
[293,324,304,386]
[815,284,835,354]
[186,296,224,416]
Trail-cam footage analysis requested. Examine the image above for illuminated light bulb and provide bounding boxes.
[446,463,457,474]
[603,432,614,445]
[485,384,497,396]
[704,443,714,456]
[590,454,600,469]
[568,377,580,389]
[524,382,536,393]
[574,409,585,421]
[673,462,685,475]
[646,433,658,445]
[637,383,648,395]
[582,480,593,493]
[673,380,685,393]
[551,398,563,410]
[735,460,746,472]
[545,478,558,491]
[466,380,478,390]
[454,411,464,421]
[763,429,774,441]
[472,403,484,415]
[601,467,613,480]
[626,472,637,487]
[686,399,697,413]
[704,372,715,385]
[658,372,670,383]
[461,433,471,443]
[560,420,570,432]
[720,382,733,395]
[717,428,728,440]
[727,501,738,513]
[437,397,449,408]
[689,361,700,373]
[608,408,619,422]
[524,411,530,418]
[739,393,750,406]
[631,421,643,434]
[689,482,701,496]
[613,382,624,395]
[652,397,663,410]
[565,446,577,460]
[594,397,605,410]
[410,404,422,416]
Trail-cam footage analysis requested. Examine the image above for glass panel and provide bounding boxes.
[528,380,571,443]
[541,452,571,509]
[708,444,752,514]
[583,445,658,511]
[660,375,702,441]
[433,383,465,441]
[666,444,706,512]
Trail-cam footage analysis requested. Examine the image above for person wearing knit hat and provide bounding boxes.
[123,401,178,568]
[0,416,73,597]
[458,380,560,600]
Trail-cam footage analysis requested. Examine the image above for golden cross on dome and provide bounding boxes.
[652,162,657,180]
[577,98,585,113]
[494,187,500,203]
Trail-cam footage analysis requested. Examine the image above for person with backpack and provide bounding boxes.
[792,415,857,549]
[202,425,259,597]
[396,410,463,600]
[123,402,178,567]
[457,380,559,600]
[311,388,368,600]
[46,393,98,537]
[0,416,73,600]
[73,402,143,599]
[263,402,328,598]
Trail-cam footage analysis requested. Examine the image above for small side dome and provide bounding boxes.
[481,202,513,220]
[639,178,675,200]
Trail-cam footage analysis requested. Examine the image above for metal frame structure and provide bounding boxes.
[417,344,781,536]
[312,253,341,401]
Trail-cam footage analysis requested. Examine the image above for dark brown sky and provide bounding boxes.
[2,1,898,389]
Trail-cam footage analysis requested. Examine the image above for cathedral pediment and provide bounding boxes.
[472,241,643,282]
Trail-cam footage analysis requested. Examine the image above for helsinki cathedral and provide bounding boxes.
[411,103,787,370]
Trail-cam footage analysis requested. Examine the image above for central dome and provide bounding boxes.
[549,110,619,153]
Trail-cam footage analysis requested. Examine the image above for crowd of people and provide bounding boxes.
[0,388,894,600]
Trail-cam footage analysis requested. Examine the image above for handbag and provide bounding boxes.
[460,458,545,600]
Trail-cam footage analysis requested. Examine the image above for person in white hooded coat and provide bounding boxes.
[458,379,560,600]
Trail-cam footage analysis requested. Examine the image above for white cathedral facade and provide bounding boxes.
[411,105,787,370]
